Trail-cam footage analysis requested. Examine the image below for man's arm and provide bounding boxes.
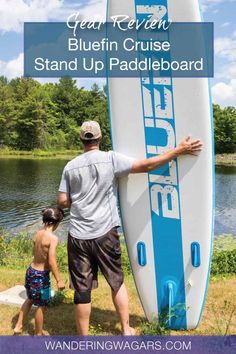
[131,136,203,173]
[58,165,71,208]
[48,236,65,290]
[57,192,71,209]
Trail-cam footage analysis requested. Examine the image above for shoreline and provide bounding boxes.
[0,150,235,166]
[0,149,80,160]
[215,153,236,167]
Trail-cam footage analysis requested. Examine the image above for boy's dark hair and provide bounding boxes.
[41,207,64,226]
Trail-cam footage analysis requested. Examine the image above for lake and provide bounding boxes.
[0,159,235,239]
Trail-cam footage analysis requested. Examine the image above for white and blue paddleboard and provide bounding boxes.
[107,0,214,329]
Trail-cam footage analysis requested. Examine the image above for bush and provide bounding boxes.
[56,242,68,272]
[0,231,32,269]
[141,316,171,335]
[0,231,235,277]
[0,230,67,270]
[0,230,8,263]
[211,249,236,276]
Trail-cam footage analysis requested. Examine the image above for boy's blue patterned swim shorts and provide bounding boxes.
[25,265,52,306]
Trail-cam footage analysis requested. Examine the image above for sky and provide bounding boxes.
[0,0,236,107]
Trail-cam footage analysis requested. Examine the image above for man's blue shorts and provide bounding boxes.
[25,265,51,307]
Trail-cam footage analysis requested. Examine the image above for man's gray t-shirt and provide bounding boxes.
[59,150,134,240]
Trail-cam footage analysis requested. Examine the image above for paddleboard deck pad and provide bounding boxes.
[107,0,214,330]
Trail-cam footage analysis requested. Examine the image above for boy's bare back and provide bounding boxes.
[32,230,58,271]
[14,207,65,336]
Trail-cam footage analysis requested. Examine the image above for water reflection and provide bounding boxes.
[215,165,236,235]
[0,159,235,239]
[0,159,69,237]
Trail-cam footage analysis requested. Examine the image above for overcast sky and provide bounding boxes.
[0,0,235,107]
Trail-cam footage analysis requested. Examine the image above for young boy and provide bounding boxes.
[14,206,65,335]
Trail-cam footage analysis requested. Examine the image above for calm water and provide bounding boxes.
[215,165,236,235]
[0,159,69,238]
[0,159,235,238]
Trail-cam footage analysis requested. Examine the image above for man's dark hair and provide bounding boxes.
[81,137,101,146]
[41,206,64,226]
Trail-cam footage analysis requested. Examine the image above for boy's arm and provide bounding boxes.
[131,136,202,173]
[48,236,65,290]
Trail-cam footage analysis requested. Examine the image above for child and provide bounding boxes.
[14,206,65,335]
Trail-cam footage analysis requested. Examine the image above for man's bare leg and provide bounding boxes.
[35,307,46,335]
[112,283,135,335]
[14,299,34,334]
[75,303,91,335]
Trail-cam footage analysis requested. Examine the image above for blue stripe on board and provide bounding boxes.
[135,0,187,329]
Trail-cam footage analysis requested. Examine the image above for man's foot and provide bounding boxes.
[13,326,23,335]
[123,326,135,336]
[34,330,47,336]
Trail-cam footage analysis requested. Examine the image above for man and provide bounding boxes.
[58,120,202,335]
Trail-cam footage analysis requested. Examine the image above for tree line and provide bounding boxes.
[0,76,111,151]
[0,76,235,153]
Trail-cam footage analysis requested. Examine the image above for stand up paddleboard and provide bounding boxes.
[107,0,214,329]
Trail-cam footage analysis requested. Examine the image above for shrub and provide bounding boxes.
[0,230,32,268]
[56,242,68,272]
[0,231,235,277]
[211,249,236,276]
[141,316,171,335]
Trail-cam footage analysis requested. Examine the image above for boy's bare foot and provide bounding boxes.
[123,326,135,336]
[13,326,23,335]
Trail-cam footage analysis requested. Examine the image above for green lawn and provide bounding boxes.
[0,233,235,335]
[0,267,235,336]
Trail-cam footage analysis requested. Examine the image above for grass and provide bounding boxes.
[0,232,235,335]
[0,148,81,160]
[0,268,235,336]
[215,153,236,166]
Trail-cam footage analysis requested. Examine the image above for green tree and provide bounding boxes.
[0,76,8,86]
[214,104,236,153]
[0,77,15,147]
[9,78,40,150]
[52,77,83,148]
[81,83,111,151]
[11,78,55,150]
